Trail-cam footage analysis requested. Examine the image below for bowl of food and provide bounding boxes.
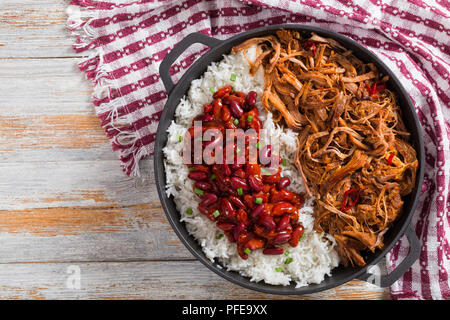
[154,25,424,295]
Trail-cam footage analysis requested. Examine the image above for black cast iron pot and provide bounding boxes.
[154,24,425,295]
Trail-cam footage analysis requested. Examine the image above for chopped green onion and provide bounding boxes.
[237,187,243,196]
[176,134,182,142]
[244,248,251,254]
[235,147,240,154]
[233,118,239,126]
[300,233,306,240]
[247,115,253,122]
[213,210,220,218]
[275,267,283,272]
[210,173,216,180]
[284,251,290,256]
[194,188,204,196]
[256,141,261,150]
[210,87,215,94]
[186,208,193,215]
[189,167,195,172]
[284,257,293,265]
[216,233,224,240]
[230,73,237,81]
[282,158,287,166]
[260,168,271,176]
[255,197,263,204]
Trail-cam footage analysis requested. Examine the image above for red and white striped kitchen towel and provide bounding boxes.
[67,0,450,299]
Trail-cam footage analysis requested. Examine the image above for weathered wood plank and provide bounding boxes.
[0,58,92,116]
[0,158,189,263]
[0,1,77,58]
[0,261,390,300]
[0,160,154,210]
[0,203,192,263]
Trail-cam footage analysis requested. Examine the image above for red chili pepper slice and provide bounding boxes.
[302,40,317,55]
[341,188,359,211]
[387,153,395,166]
[366,81,386,96]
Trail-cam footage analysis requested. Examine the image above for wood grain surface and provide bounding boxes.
[0,0,390,300]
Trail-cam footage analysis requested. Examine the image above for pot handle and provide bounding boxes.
[159,33,222,94]
[357,225,421,287]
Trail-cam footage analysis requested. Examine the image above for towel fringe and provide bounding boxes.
[66,4,146,177]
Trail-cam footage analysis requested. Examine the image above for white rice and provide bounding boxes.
[163,48,339,287]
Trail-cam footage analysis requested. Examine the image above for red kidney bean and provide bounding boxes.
[262,172,281,184]
[223,94,245,106]
[222,105,231,122]
[193,114,211,122]
[243,194,254,209]
[244,238,265,251]
[233,222,245,241]
[230,176,249,191]
[193,114,203,122]
[237,231,253,245]
[233,168,246,179]
[236,209,251,226]
[245,91,257,108]
[273,231,292,244]
[212,98,223,121]
[230,162,243,171]
[222,164,232,176]
[193,164,210,173]
[289,225,305,247]
[220,198,236,220]
[188,171,208,181]
[263,247,284,255]
[292,194,305,207]
[194,181,212,192]
[258,214,276,231]
[213,85,232,99]
[234,91,246,99]
[272,202,296,216]
[229,196,246,210]
[271,189,295,203]
[248,117,261,131]
[217,221,235,231]
[199,193,218,207]
[247,175,263,192]
[202,205,219,221]
[204,103,212,113]
[229,100,244,118]
[237,244,248,259]
[250,203,265,219]
[198,204,208,216]
[277,214,291,231]
[277,177,291,190]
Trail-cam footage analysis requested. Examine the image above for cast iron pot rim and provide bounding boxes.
[154,24,425,295]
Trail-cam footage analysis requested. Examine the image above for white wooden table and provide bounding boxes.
[0,0,389,299]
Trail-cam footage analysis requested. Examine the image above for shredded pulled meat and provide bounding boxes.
[232,29,419,267]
